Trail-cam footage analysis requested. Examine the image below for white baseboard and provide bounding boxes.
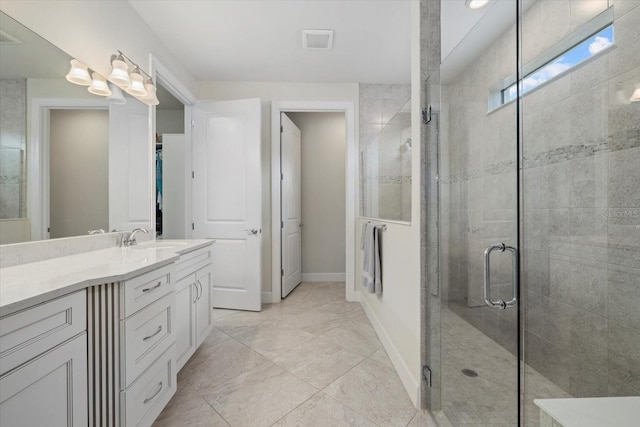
[261,291,273,304]
[301,273,346,282]
[359,296,421,408]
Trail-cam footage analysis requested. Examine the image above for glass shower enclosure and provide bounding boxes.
[435,1,639,426]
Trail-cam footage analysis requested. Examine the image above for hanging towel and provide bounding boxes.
[361,223,383,294]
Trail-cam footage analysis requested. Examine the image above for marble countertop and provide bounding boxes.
[0,239,213,317]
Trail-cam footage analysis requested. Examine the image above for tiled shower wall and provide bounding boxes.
[359,84,411,221]
[0,79,26,219]
[441,0,640,398]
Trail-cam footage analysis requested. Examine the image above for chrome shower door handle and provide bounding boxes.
[483,243,518,309]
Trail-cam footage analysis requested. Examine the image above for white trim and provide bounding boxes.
[29,98,108,241]
[301,273,346,282]
[360,296,420,408]
[261,291,274,304]
[271,101,357,304]
[149,55,198,238]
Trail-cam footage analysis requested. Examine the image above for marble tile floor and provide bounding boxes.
[440,307,571,427]
[153,282,437,427]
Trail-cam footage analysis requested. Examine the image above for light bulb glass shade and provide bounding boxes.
[630,85,640,103]
[465,0,490,9]
[108,57,131,87]
[106,83,127,104]
[88,73,111,96]
[65,59,92,86]
[126,69,147,97]
[141,79,159,106]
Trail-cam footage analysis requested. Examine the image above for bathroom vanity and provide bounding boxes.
[0,238,214,427]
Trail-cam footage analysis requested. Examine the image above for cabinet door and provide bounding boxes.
[174,274,197,371]
[195,265,213,347]
[0,333,87,427]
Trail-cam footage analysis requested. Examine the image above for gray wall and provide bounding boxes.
[441,0,640,399]
[287,112,346,276]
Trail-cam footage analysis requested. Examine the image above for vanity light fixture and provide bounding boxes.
[88,72,111,96]
[126,67,147,97]
[141,78,160,106]
[631,83,640,103]
[108,53,131,87]
[65,59,92,86]
[465,0,490,10]
[107,50,159,106]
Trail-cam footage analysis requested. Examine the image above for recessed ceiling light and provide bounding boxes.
[302,29,334,50]
[465,0,490,10]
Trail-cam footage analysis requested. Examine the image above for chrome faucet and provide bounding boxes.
[88,229,105,235]
[122,227,149,246]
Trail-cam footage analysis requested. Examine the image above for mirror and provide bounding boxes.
[0,11,152,244]
[360,99,412,222]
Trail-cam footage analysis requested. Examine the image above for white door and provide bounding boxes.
[281,113,302,297]
[109,98,152,232]
[192,99,262,311]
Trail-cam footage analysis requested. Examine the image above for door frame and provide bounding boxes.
[271,101,357,303]
[150,55,198,238]
[29,98,108,241]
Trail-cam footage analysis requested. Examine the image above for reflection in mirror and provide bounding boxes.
[0,11,151,244]
[154,83,185,239]
[360,99,411,222]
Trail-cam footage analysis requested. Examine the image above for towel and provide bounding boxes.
[361,223,383,294]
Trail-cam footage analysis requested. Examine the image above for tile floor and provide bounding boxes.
[153,282,437,427]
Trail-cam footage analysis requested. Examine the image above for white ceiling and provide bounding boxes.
[128,0,412,84]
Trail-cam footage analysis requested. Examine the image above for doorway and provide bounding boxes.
[280,112,347,298]
[271,102,357,303]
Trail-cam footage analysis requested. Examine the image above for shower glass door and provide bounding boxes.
[437,1,640,426]
[438,1,520,426]
[521,1,640,425]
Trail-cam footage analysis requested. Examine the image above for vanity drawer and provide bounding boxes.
[174,246,212,281]
[121,264,174,318]
[0,290,86,376]
[121,346,175,427]
[120,294,175,388]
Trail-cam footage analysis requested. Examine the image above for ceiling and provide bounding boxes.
[128,0,411,84]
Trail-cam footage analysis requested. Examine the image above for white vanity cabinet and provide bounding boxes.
[174,246,214,371]
[87,264,177,427]
[0,291,87,427]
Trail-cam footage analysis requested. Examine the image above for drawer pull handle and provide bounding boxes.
[143,326,163,341]
[143,381,163,404]
[142,281,162,293]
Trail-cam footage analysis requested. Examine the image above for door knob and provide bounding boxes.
[244,228,259,235]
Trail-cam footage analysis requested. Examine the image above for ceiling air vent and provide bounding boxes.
[0,30,22,45]
[302,29,334,50]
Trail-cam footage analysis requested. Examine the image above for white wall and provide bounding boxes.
[198,82,359,293]
[287,112,346,279]
[49,109,109,238]
[0,0,197,96]
[354,1,422,407]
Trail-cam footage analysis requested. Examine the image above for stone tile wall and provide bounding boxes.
[0,79,26,219]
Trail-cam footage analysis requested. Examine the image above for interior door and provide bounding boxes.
[109,99,152,232]
[281,113,302,298]
[192,98,262,311]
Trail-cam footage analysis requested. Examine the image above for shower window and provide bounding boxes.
[488,8,614,111]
